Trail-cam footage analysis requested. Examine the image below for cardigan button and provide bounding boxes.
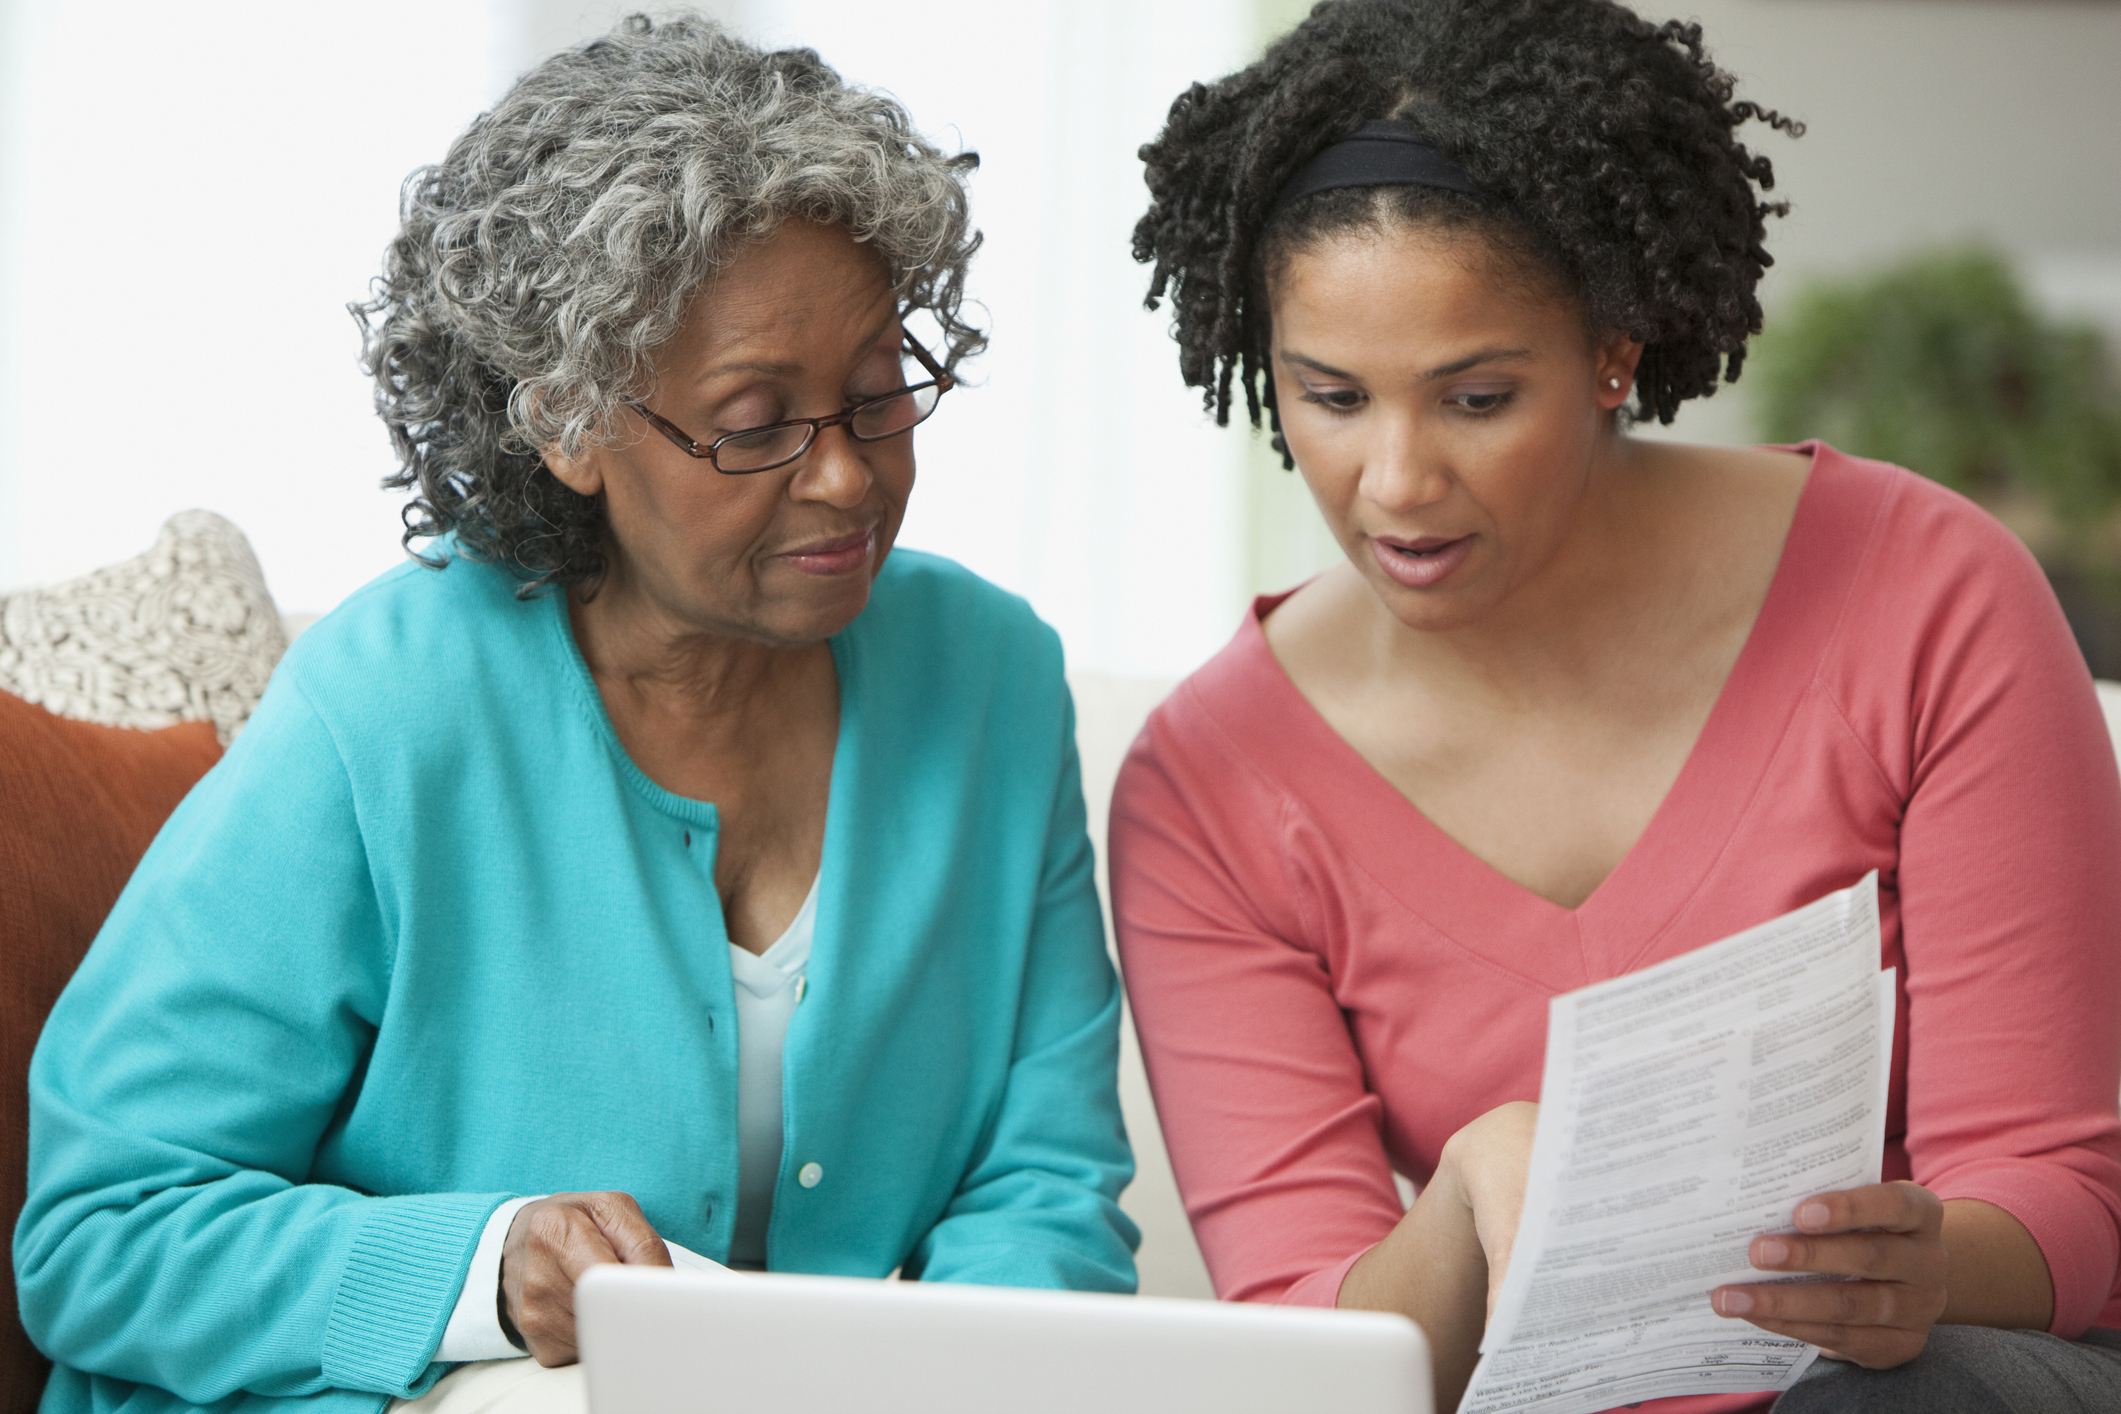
[798,1162,823,1189]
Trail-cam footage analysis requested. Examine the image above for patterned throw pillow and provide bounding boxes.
[0,511,287,744]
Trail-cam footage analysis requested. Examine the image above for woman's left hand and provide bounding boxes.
[1710,1180,1948,1368]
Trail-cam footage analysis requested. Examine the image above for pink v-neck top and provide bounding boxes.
[1110,445,2121,1396]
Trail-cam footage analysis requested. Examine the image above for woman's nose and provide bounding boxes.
[1357,424,1451,512]
[788,424,875,508]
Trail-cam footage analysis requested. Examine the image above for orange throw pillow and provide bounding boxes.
[0,690,221,1414]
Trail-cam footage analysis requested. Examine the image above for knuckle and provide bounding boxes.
[526,1206,575,1246]
[1894,1182,1941,1230]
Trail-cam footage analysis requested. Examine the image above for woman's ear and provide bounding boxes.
[543,442,604,498]
[526,385,606,496]
[1595,336,1646,411]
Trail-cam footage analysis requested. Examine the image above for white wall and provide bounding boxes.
[6,0,2111,651]
[1,0,1256,680]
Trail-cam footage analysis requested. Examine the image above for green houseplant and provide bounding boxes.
[1750,249,2121,675]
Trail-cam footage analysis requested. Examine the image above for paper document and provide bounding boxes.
[663,1240,735,1275]
[1458,873,1894,1414]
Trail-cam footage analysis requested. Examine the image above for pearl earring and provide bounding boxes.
[1608,378,1621,389]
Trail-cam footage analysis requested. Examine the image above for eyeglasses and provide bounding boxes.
[629,331,955,475]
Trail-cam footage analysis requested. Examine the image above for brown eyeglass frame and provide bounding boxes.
[628,331,955,475]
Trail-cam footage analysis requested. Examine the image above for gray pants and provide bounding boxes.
[1771,1325,2121,1413]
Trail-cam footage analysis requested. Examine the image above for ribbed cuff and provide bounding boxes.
[438,1196,544,1362]
[322,1192,514,1393]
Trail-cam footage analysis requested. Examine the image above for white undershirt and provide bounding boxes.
[433,879,817,1361]
[726,876,817,1267]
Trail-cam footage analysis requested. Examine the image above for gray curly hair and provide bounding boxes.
[353,12,983,593]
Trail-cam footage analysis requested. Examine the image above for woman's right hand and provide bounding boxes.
[501,1191,673,1366]
[1339,1100,1539,1411]
[1437,1099,1540,1321]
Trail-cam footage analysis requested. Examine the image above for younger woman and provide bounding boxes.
[1112,3,2121,1410]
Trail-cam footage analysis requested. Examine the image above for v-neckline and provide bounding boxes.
[1217,443,1879,990]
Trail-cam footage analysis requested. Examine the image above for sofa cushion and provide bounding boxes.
[0,510,286,745]
[0,692,222,1413]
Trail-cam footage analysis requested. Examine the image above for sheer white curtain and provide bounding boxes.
[0,0,1258,679]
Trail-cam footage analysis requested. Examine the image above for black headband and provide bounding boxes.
[1270,120,1481,217]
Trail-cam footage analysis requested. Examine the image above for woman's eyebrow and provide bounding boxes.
[694,312,903,385]
[698,358,801,381]
[1278,346,1535,381]
[1421,347,1533,380]
[1279,350,1358,379]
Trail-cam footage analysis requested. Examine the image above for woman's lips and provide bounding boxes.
[778,528,874,577]
[1371,533,1473,589]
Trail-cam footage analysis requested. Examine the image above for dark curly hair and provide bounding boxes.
[1132,0,1801,459]
[354,13,982,596]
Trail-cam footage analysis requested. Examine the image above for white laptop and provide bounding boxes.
[578,1264,1431,1414]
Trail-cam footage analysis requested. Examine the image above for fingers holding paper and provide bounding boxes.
[1711,1180,1948,1368]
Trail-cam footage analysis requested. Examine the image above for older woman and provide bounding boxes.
[15,17,1136,1414]
[1112,2,2121,1412]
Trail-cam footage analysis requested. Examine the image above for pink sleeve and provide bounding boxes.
[1109,698,1403,1306]
[1861,495,2121,1336]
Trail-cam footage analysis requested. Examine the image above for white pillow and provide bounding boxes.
[0,511,286,744]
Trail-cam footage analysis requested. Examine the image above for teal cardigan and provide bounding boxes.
[15,549,1138,1414]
